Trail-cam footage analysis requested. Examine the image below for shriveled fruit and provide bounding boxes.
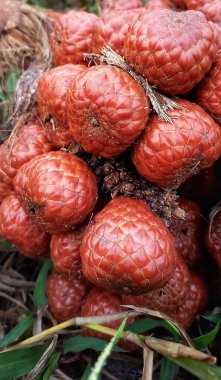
[195,54,221,119]
[81,197,178,295]
[186,0,215,10]
[122,259,190,313]
[169,198,203,268]
[169,273,208,329]
[132,99,221,189]
[205,208,221,270]
[0,181,13,203]
[50,223,87,279]
[13,151,98,234]
[50,11,98,66]
[67,65,150,158]
[46,272,89,322]
[0,194,49,258]
[201,1,221,26]
[124,10,218,95]
[92,9,142,56]
[81,287,136,350]
[101,0,142,13]
[37,64,85,147]
[145,0,173,11]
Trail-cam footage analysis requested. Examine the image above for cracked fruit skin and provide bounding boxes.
[80,196,178,295]
[101,0,142,13]
[13,151,98,234]
[132,99,221,189]
[67,65,150,158]
[50,10,98,66]
[46,272,89,322]
[81,287,136,350]
[169,198,203,268]
[205,209,221,270]
[50,223,87,279]
[37,64,85,147]
[124,10,218,95]
[0,194,49,258]
[122,259,190,313]
[195,54,221,119]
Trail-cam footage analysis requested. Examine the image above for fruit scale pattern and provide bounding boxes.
[0,0,221,348]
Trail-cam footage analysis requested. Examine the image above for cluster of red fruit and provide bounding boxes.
[0,0,221,347]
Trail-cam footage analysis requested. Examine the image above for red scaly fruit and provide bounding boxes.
[13,151,98,234]
[37,64,85,148]
[81,287,136,351]
[92,9,142,56]
[67,65,150,158]
[132,99,221,189]
[101,0,142,13]
[145,0,173,11]
[195,54,221,119]
[50,223,87,279]
[186,0,215,10]
[169,273,208,329]
[0,194,49,258]
[50,11,98,66]
[122,259,190,313]
[169,0,186,7]
[0,181,13,203]
[209,22,221,50]
[201,1,221,26]
[169,198,204,268]
[46,272,89,322]
[124,10,218,95]
[81,197,178,295]
[205,208,221,270]
[0,141,17,186]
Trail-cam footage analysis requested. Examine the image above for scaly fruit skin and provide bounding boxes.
[92,9,142,56]
[186,0,215,10]
[201,1,221,26]
[0,182,13,203]
[81,197,178,295]
[13,151,98,234]
[37,64,85,147]
[0,194,49,258]
[46,272,89,322]
[67,65,150,158]
[169,273,208,329]
[81,287,136,350]
[195,54,221,119]
[101,0,142,13]
[124,10,218,95]
[209,22,221,50]
[205,209,221,270]
[169,198,203,268]
[50,223,87,279]
[145,0,173,11]
[50,11,98,66]
[132,99,221,189]
[0,141,17,186]
[122,259,190,313]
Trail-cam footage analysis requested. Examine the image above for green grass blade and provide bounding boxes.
[63,336,125,354]
[193,323,220,350]
[168,357,221,380]
[0,315,34,348]
[81,362,92,380]
[33,260,52,308]
[159,358,177,380]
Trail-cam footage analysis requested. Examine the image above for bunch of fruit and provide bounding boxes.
[0,0,221,348]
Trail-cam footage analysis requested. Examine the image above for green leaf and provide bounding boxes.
[203,313,221,324]
[33,260,52,308]
[0,315,34,349]
[159,358,177,380]
[36,352,61,380]
[127,317,180,339]
[63,336,125,355]
[5,71,20,94]
[193,323,220,350]
[168,357,221,380]
[81,362,92,380]
[88,319,127,380]
[0,345,47,380]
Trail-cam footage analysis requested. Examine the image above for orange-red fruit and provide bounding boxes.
[50,11,98,66]
[81,197,178,295]
[67,65,150,158]
[46,272,89,322]
[92,9,142,56]
[122,259,190,313]
[205,209,221,270]
[81,287,136,350]
[169,273,208,329]
[169,198,203,268]
[169,0,186,6]
[0,194,49,258]
[195,54,221,119]
[13,151,98,234]
[0,182,13,203]
[186,0,215,10]
[145,0,173,11]
[0,141,17,186]
[132,99,221,189]
[124,10,218,95]
[101,0,142,13]
[201,1,221,26]
[37,64,85,147]
[50,223,87,279]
